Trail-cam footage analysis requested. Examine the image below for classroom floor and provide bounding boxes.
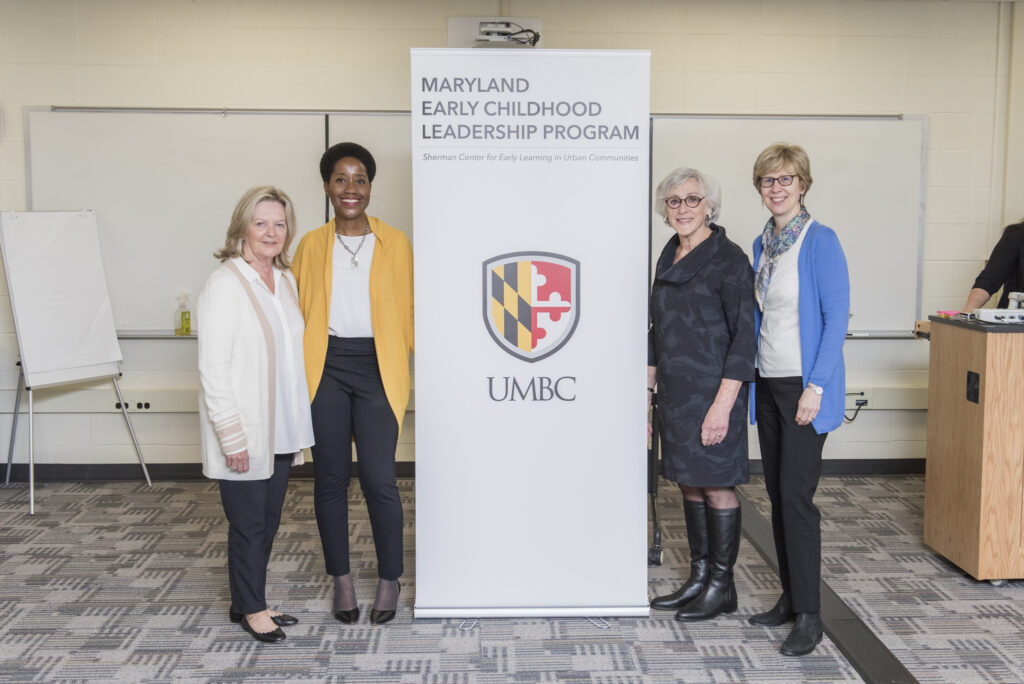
[0,475,1020,683]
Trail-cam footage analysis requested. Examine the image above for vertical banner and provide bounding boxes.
[412,49,650,618]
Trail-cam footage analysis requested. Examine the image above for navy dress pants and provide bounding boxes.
[755,373,829,614]
[311,336,403,580]
[218,453,292,615]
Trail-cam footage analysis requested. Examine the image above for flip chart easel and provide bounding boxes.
[0,211,150,513]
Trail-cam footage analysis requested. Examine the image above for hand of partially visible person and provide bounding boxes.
[795,388,822,426]
[701,402,730,446]
[225,449,250,474]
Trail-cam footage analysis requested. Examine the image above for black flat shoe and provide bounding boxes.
[230,608,299,627]
[241,616,286,643]
[370,580,400,625]
[270,613,298,627]
[748,594,796,626]
[780,612,823,656]
[334,607,360,624]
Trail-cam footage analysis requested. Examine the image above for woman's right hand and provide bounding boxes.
[225,449,250,474]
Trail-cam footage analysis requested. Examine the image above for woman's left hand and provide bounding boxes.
[795,388,822,426]
[701,404,730,446]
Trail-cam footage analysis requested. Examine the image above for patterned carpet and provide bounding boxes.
[739,476,1024,684]
[3,475,1021,682]
[0,477,866,683]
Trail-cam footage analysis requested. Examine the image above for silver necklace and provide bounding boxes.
[335,222,370,268]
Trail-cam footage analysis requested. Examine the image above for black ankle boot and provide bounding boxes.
[651,500,708,611]
[781,612,823,656]
[748,593,795,626]
[675,506,740,621]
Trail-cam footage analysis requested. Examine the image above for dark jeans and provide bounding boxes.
[755,373,829,614]
[218,453,292,614]
[311,336,403,580]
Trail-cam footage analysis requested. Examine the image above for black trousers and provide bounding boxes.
[218,453,292,615]
[311,336,403,580]
[755,373,828,614]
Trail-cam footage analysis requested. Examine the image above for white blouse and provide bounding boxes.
[234,258,315,454]
[329,233,375,338]
[757,220,811,378]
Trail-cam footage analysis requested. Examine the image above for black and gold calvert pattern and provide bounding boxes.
[0,476,1020,682]
[490,260,533,352]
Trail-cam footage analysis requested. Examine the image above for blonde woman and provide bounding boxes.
[747,144,849,656]
[198,186,314,643]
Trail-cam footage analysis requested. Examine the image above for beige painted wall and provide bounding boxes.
[0,0,1020,466]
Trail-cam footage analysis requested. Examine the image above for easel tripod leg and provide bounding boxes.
[5,369,23,485]
[112,377,151,487]
[28,388,34,515]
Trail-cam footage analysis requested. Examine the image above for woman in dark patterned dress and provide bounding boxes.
[647,167,756,622]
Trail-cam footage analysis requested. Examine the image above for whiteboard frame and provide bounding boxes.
[26,107,928,336]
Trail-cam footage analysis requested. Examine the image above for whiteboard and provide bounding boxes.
[26,110,926,334]
[0,211,121,388]
[27,110,326,331]
[652,115,926,334]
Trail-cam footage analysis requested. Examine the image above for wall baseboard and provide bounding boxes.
[1,461,417,482]
[1,459,921,483]
[749,459,925,476]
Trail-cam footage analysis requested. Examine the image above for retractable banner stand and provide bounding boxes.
[412,49,651,618]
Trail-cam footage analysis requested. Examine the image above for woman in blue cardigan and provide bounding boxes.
[747,143,849,657]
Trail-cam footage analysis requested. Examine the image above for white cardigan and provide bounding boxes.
[197,260,305,480]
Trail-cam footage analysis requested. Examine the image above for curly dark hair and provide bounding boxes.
[320,142,376,183]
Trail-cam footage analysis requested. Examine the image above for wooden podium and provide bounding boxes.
[924,316,1024,580]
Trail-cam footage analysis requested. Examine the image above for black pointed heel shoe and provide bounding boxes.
[334,606,360,624]
[230,608,298,627]
[370,580,400,625]
[241,616,286,643]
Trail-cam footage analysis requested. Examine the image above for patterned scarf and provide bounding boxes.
[754,207,811,309]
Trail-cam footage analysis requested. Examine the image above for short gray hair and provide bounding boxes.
[654,167,722,224]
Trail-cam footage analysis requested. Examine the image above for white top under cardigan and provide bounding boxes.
[757,219,810,377]
[328,232,375,337]
[233,258,315,454]
[197,258,313,481]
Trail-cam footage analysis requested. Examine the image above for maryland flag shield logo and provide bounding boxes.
[483,252,580,362]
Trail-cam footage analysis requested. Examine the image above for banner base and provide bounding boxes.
[414,605,651,619]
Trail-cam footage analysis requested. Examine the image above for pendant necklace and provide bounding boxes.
[336,221,370,268]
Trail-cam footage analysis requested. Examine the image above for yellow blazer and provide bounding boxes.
[292,216,414,428]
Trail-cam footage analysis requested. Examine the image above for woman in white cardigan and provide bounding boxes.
[198,186,315,643]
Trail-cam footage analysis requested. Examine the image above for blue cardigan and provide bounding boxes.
[749,221,850,434]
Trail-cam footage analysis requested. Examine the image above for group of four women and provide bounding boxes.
[197,140,849,658]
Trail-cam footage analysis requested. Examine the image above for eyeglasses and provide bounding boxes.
[758,174,797,188]
[664,195,704,209]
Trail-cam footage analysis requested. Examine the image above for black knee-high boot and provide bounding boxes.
[651,500,708,610]
[675,506,740,621]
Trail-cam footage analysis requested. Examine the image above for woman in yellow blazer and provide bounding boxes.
[292,142,413,626]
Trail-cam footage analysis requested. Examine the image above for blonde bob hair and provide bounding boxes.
[214,185,298,269]
[752,143,813,196]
